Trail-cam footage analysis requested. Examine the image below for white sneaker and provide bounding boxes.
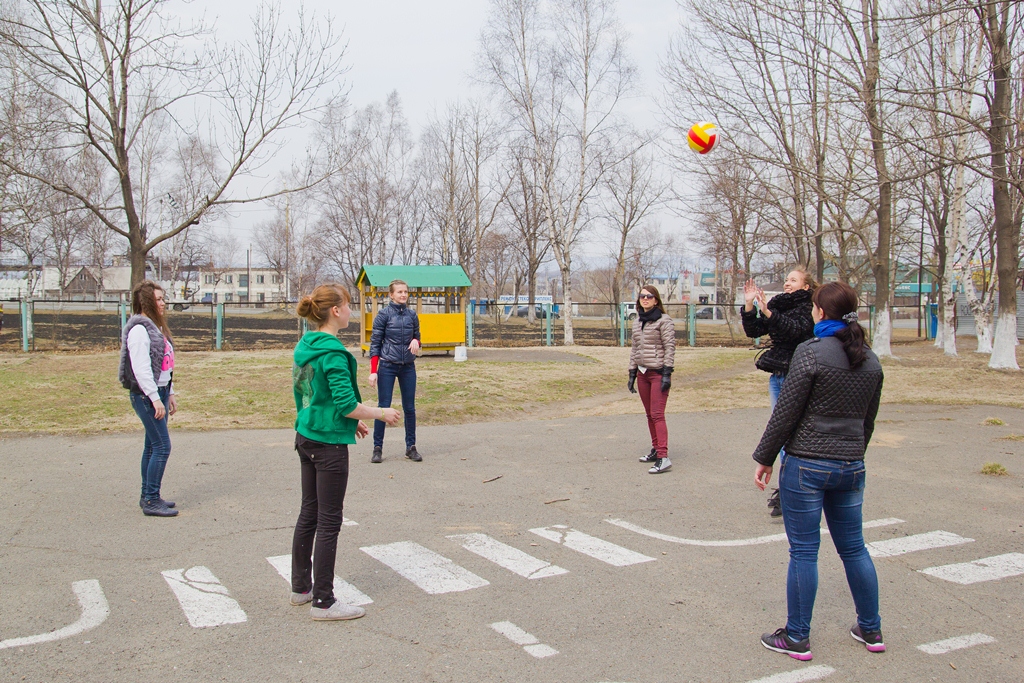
[311,601,366,621]
[648,457,672,474]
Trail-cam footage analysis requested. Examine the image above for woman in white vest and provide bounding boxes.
[118,280,178,517]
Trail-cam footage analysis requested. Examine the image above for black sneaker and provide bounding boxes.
[639,448,658,463]
[142,499,179,517]
[767,489,781,517]
[405,446,422,462]
[139,496,175,509]
[371,447,382,464]
[761,628,812,661]
[850,625,886,652]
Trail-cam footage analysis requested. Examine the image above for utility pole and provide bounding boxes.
[285,199,291,301]
[247,245,252,308]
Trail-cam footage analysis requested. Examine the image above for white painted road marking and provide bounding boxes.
[866,530,973,558]
[0,580,109,650]
[530,526,655,566]
[361,541,490,594]
[265,555,373,606]
[448,533,568,579]
[342,517,358,526]
[919,553,1024,584]
[162,566,247,628]
[917,633,997,654]
[606,518,903,547]
[490,621,559,658]
[743,665,836,683]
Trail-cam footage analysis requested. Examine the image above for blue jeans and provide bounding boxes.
[779,455,881,641]
[373,361,416,449]
[769,372,787,462]
[130,386,172,501]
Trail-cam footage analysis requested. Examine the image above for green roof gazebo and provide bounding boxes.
[355,265,472,355]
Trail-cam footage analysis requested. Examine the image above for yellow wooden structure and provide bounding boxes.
[355,265,472,355]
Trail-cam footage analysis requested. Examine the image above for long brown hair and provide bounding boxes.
[131,280,172,341]
[813,281,867,368]
[296,283,351,328]
[636,284,666,314]
[790,265,819,292]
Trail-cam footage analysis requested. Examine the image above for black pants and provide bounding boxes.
[291,433,349,607]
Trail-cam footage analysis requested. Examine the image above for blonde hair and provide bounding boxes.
[131,280,172,341]
[296,284,350,328]
[389,279,408,295]
[790,265,819,292]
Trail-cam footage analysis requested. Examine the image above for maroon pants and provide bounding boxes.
[637,370,669,457]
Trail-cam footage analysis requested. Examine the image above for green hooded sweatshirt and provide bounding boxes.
[293,331,362,445]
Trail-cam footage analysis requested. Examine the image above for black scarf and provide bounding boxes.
[638,306,663,328]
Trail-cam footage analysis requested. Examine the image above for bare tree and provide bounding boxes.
[0,1,349,286]
[481,0,634,344]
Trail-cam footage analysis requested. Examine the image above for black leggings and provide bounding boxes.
[291,433,349,607]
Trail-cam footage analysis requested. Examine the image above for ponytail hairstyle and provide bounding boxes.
[812,281,868,368]
[388,279,409,295]
[131,280,172,342]
[636,284,666,313]
[790,265,819,293]
[296,283,351,329]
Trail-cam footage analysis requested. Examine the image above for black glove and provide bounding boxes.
[660,366,673,392]
[627,368,638,394]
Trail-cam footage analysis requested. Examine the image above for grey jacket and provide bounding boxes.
[629,314,676,371]
[369,302,421,365]
[118,315,167,394]
[752,335,883,466]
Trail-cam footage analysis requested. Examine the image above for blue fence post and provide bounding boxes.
[869,305,875,341]
[118,298,127,330]
[544,303,553,346]
[21,299,31,352]
[215,303,224,350]
[688,303,696,347]
[618,303,626,347]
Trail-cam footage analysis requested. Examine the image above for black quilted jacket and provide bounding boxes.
[751,336,883,467]
[741,289,814,374]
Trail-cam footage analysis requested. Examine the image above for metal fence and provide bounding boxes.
[0,298,931,353]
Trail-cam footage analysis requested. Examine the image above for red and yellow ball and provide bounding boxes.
[687,121,719,154]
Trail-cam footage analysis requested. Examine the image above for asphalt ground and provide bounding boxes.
[1,403,1022,683]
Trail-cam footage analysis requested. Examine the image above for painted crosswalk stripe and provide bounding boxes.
[742,665,836,683]
[529,526,655,566]
[917,633,996,654]
[606,518,903,547]
[866,530,973,558]
[0,580,109,650]
[342,517,358,526]
[919,553,1024,584]
[448,533,568,579]
[265,555,373,606]
[361,541,489,594]
[162,566,247,628]
[490,621,559,658]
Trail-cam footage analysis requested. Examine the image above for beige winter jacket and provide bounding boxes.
[629,314,676,371]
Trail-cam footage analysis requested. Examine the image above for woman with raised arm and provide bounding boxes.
[118,280,179,517]
[627,285,676,474]
[752,281,885,661]
[742,267,816,516]
[291,284,400,621]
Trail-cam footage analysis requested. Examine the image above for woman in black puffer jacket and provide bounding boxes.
[751,281,885,662]
[742,267,816,516]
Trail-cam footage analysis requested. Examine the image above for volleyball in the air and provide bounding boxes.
[687,121,719,154]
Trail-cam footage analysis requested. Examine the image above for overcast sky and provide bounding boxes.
[173,0,690,264]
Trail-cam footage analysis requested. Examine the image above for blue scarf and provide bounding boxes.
[814,319,847,338]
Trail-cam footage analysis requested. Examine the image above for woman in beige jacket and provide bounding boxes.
[628,285,676,473]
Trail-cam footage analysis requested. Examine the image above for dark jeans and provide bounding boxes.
[291,434,349,608]
[373,360,416,448]
[769,372,787,462]
[779,455,881,641]
[636,370,669,457]
[130,386,172,501]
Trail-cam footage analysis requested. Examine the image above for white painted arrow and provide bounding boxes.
[0,580,109,650]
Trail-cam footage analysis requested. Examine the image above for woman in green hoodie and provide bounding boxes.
[292,283,400,621]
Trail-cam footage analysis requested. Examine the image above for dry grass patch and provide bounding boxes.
[981,463,1009,476]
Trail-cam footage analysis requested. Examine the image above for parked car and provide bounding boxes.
[171,302,190,311]
[695,306,715,319]
[200,294,214,304]
[516,304,559,319]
